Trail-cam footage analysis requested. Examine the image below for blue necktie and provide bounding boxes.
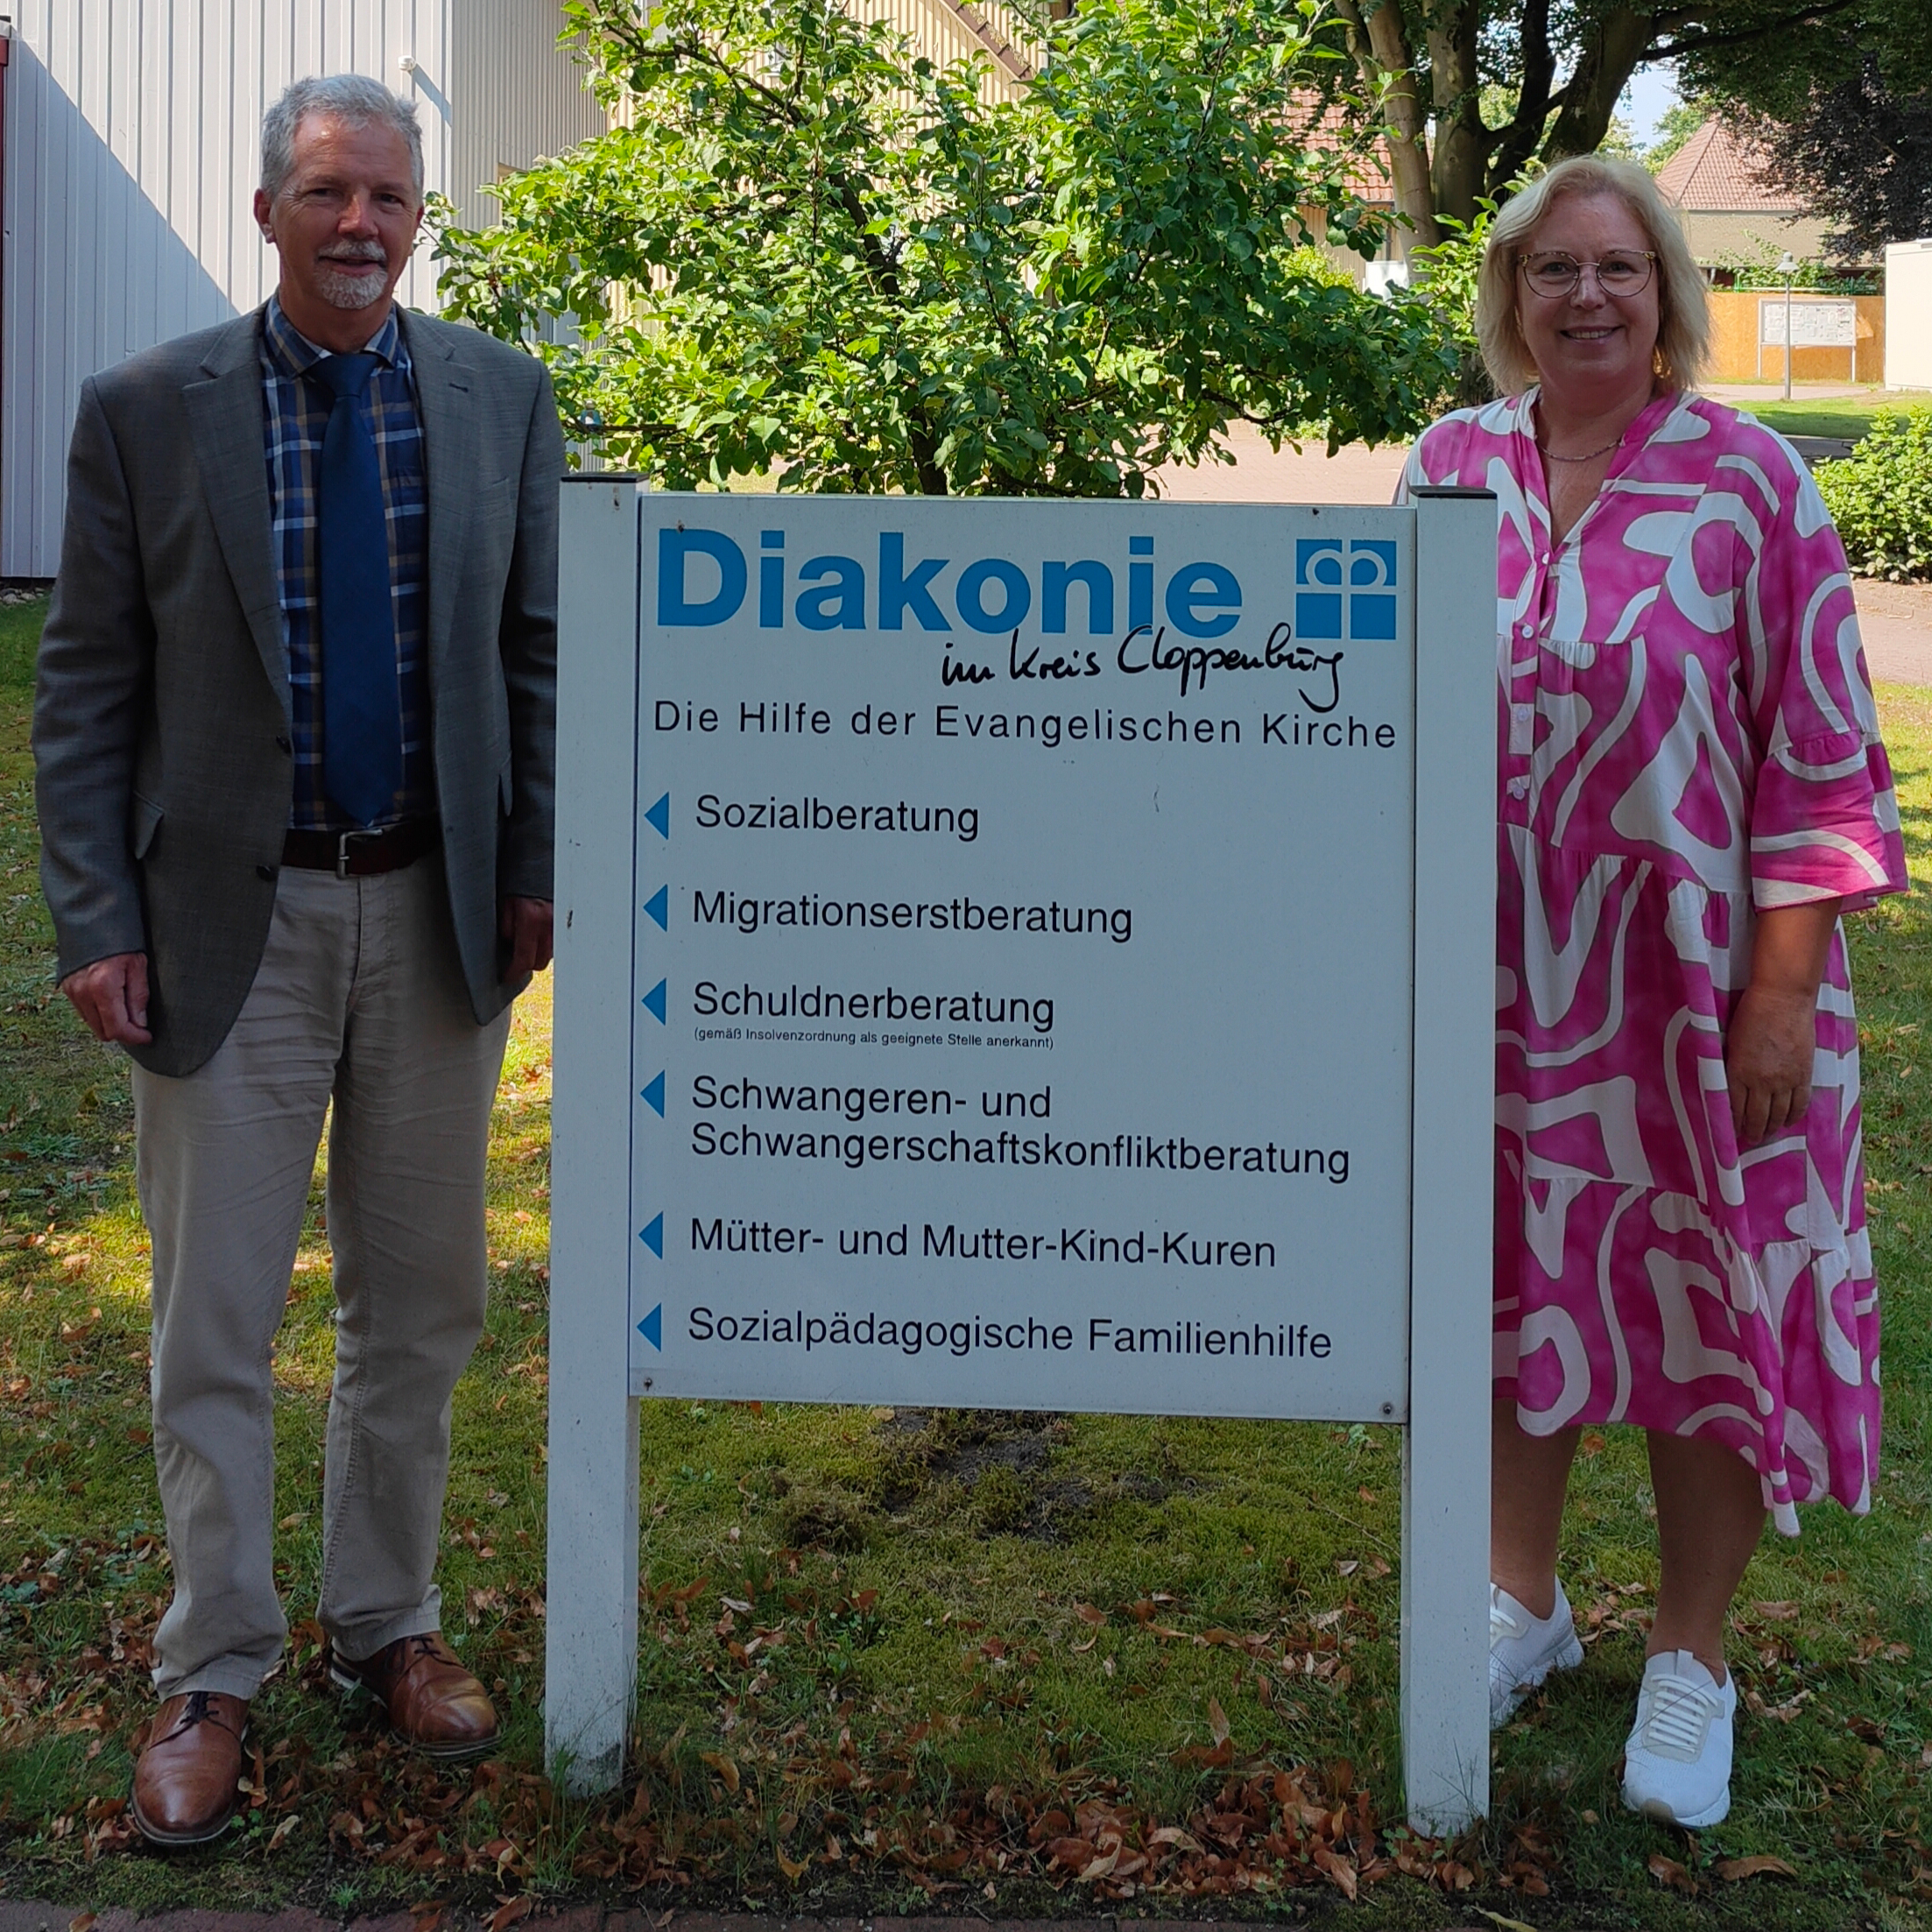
[306,352,404,829]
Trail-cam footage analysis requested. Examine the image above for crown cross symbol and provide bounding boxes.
[1294,539,1399,641]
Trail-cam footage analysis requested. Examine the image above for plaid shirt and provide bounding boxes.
[261,298,433,831]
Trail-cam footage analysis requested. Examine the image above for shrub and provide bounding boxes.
[1411,198,1501,409]
[1813,405,1932,582]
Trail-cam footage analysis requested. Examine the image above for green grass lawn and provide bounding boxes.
[1736,392,1932,443]
[1,591,1928,1929]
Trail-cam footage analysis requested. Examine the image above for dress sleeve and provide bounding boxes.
[1744,451,1907,915]
[1391,413,1471,504]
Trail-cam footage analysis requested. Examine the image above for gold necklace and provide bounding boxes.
[1538,433,1622,464]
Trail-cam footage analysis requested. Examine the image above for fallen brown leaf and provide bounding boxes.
[1311,1841,1358,1900]
[699,1750,741,1793]
[485,1900,532,1932]
[1716,1854,1797,1881]
[1648,1853,1699,1894]
[1207,1696,1230,1745]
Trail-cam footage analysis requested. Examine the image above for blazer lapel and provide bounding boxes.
[405,313,478,689]
[181,314,290,721]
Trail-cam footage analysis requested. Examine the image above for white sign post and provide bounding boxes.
[546,482,1496,1830]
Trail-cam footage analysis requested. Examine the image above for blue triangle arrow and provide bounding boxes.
[638,1213,663,1257]
[641,979,666,1023]
[637,1303,663,1350]
[644,885,668,930]
[645,793,670,840]
[640,1071,666,1116]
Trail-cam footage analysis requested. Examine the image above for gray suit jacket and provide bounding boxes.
[34,305,563,1077]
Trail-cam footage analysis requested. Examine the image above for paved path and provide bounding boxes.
[1153,428,1932,687]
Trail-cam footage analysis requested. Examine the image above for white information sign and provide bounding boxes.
[631,498,1414,1419]
[545,482,1498,1834]
[1760,298,1858,347]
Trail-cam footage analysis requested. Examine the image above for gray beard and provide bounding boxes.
[314,261,388,310]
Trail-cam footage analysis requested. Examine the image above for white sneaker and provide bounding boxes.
[1620,1649,1737,1829]
[1489,1579,1585,1727]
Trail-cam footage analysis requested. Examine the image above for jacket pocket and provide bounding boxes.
[499,762,514,819]
[130,793,164,860]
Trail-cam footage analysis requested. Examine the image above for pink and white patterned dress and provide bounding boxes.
[1400,389,1907,1534]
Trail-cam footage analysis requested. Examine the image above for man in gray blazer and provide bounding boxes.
[34,74,562,1845]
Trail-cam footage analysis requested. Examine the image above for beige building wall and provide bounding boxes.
[1670,208,1831,271]
[862,0,1040,100]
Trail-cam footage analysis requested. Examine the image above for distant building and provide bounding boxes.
[1653,118,1830,279]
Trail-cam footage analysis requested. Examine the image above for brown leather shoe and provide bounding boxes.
[330,1632,499,1758]
[130,1690,247,1846]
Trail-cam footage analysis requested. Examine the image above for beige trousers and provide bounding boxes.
[131,854,511,1700]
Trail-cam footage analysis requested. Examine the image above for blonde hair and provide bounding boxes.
[1474,155,1710,395]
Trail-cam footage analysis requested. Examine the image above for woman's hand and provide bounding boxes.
[1725,984,1821,1145]
[1726,900,1842,1147]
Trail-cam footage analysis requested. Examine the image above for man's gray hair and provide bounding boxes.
[260,74,424,201]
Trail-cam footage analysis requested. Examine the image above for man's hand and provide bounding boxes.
[499,897,554,978]
[60,951,152,1046]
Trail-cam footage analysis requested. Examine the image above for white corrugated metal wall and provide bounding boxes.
[448,0,603,232]
[2,0,600,578]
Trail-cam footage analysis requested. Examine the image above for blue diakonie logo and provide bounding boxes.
[1293,539,1399,640]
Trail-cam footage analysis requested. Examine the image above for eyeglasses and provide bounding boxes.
[1516,250,1657,297]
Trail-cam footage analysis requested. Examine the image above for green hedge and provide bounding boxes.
[1814,405,1932,582]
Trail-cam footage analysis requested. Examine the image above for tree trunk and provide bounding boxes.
[1544,5,1653,160]
[1484,0,1557,200]
[1333,0,1438,251]
[1425,0,1485,229]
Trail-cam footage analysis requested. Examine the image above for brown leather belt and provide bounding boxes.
[281,820,441,878]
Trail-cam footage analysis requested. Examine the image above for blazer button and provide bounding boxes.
[275,735,292,754]
[257,864,278,881]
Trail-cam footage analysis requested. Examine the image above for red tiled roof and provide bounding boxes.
[1290,95,1395,203]
[1654,117,1802,214]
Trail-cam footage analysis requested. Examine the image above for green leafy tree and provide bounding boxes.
[432,0,1456,495]
[1410,196,1497,405]
[1744,58,1932,258]
[1318,0,1928,243]
[1642,98,1708,173]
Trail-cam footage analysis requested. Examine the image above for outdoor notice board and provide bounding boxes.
[546,481,1498,1832]
[1759,297,1858,348]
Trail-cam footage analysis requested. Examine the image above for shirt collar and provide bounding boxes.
[262,294,406,379]
[1514,383,1682,455]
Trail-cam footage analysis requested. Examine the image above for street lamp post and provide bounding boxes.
[1778,252,1798,401]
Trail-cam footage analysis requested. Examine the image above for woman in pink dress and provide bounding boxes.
[1399,156,1906,1828]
